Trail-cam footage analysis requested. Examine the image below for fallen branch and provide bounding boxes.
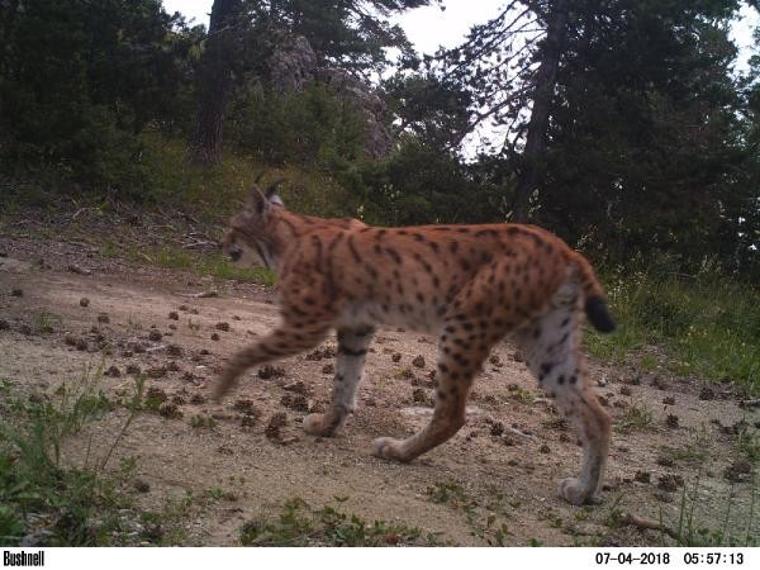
[179,290,219,299]
[620,513,680,542]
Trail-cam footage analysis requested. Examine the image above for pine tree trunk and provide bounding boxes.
[512,0,568,222]
[188,0,243,166]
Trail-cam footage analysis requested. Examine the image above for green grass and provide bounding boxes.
[587,271,760,395]
[0,368,145,546]
[120,245,276,286]
[239,497,441,546]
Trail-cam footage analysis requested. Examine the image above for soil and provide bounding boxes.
[1,231,758,546]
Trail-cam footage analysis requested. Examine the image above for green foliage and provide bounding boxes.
[239,497,439,546]
[228,83,367,166]
[0,0,201,189]
[0,368,144,546]
[586,269,760,394]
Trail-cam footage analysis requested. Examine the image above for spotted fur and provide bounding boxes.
[216,183,615,505]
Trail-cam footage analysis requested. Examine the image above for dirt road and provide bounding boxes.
[1,235,757,546]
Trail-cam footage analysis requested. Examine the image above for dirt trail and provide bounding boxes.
[1,237,757,546]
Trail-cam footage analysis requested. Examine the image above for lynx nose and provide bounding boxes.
[228,245,242,262]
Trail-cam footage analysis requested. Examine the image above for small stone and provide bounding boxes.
[391,352,402,363]
[699,387,715,401]
[321,363,335,375]
[11,288,23,297]
[97,313,110,324]
[168,311,179,320]
[724,460,752,483]
[166,361,180,372]
[104,365,121,378]
[665,414,679,429]
[634,471,651,484]
[148,330,162,342]
[159,402,182,419]
[179,304,189,311]
[233,399,258,415]
[656,455,675,468]
[663,396,676,405]
[258,365,284,379]
[265,412,287,439]
[64,334,78,346]
[168,324,177,330]
[241,415,257,428]
[146,366,167,379]
[412,355,426,369]
[134,479,151,493]
[0,319,8,331]
[489,421,505,436]
[126,364,141,375]
[619,386,632,396]
[283,381,308,395]
[281,393,309,412]
[215,322,230,332]
[489,354,503,367]
[657,474,684,492]
[75,338,88,351]
[166,344,183,357]
[211,333,220,341]
[538,444,551,454]
[190,393,207,405]
[79,297,90,307]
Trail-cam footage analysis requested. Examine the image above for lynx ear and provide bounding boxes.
[247,185,269,215]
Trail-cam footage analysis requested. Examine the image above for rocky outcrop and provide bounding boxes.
[268,34,392,159]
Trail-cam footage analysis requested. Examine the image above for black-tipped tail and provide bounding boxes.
[585,296,616,333]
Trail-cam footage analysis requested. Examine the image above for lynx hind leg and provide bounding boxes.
[517,284,611,505]
[214,323,329,401]
[373,328,488,463]
[304,327,375,437]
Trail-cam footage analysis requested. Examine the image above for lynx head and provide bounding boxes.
[223,179,285,269]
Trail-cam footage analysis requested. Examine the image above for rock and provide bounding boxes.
[699,386,715,400]
[665,414,679,429]
[412,355,426,369]
[321,363,335,375]
[265,412,288,440]
[281,393,309,412]
[97,313,110,324]
[634,470,651,484]
[159,402,182,419]
[215,322,230,332]
[724,460,752,483]
[283,381,308,395]
[211,333,220,341]
[148,330,162,342]
[258,365,285,379]
[168,311,179,320]
[392,352,402,363]
[104,365,121,378]
[134,479,151,493]
[657,474,684,492]
[80,297,90,307]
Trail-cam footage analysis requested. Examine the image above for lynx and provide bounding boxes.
[215,182,615,505]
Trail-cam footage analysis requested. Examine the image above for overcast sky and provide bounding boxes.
[164,0,759,71]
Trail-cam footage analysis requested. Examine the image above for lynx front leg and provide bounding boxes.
[213,324,329,401]
[304,327,375,437]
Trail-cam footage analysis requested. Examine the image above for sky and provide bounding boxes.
[164,0,759,71]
